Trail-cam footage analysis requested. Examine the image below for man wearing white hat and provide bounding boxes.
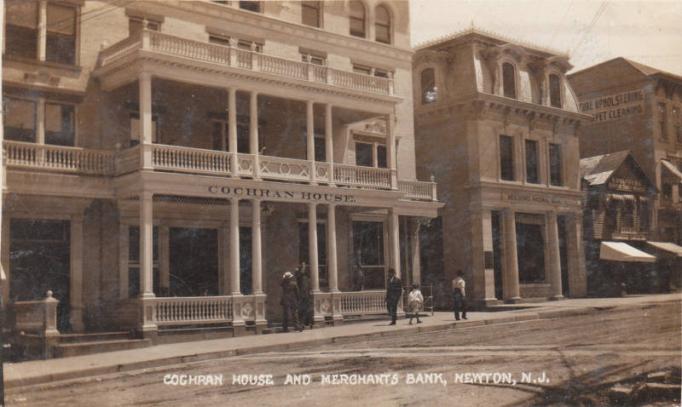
[280,271,302,332]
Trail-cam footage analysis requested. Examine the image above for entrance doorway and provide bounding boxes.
[10,219,71,331]
[516,221,546,283]
[169,228,218,296]
[558,216,569,296]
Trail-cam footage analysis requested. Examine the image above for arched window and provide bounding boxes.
[421,68,437,104]
[375,5,391,44]
[349,1,366,38]
[549,74,562,108]
[302,1,322,28]
[502,62,516,99]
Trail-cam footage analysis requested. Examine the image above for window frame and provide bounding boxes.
[524,139,540,184]
[549,143,564,186]
[658,102,668,141]
[44,101,76,146]
[349,0,367,38]
[374,4,392,44]
[420,67,437,104]
[239,1,262,13]
[502,62,517,99]
[548,73,563,108]
[3,96,37,143]
[499,134,515,181]
[301,1,322,28]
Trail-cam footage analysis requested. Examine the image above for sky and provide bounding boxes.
[409,0,682,75]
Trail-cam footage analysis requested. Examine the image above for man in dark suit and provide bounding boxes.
[385,268,403,325]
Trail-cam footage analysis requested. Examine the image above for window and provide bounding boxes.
[208,34,231,47]
[237,39,263,52]
[45,103,75,146]
[421,68,437,104]
[129,17,160,37]
[349,1,366,38]
[46,3,77,65]
[239,1,262,12]
[4,98,36,142]
[549,74,562,108]
[352,221,385,289]
[502,63,516,99]
[662,183,672,200]
[353,64,391,78]
[499,135,515,181]
[211,120,226,151]
[549,143,563,186]
[621,199,635,231]
[301,51,326,66]
[525,139,539,183]
[375,5,391,44]
[639,199,650,231]
[353,65,372,76]
[5,0,38,60]
[314,135,326,162]
[302,1,321,28]
[377,145,387,168]
[356,142,373,167]
[658,102,668,140]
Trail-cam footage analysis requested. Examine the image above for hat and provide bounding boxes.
[283,271,294,279]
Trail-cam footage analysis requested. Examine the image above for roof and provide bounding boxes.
[569,57,682,83]
[580,150,631,185]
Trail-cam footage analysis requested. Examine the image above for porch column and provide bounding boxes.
[388,209,401,278]
[547,211,563,300]
[502,208,521,302]
[37,1,47,61]
[139,72,153,170]
[249,91,260,179]
[409,220,421,286]
[386,113,398,189]
[219,225,230,294]
[251,199,263,294]
[69,215,85,331]
[230,197,241,295]
[327,205,338,292]
[1,213,8,307]
[139,192,155,298]
[118,224,129,299]
[566,212,587,297]
[325,104,335,185]
[308,203,320,292]
[158,226,170,295]
[306,100,316,183]
[36,98,46,145]
[228,88,239,176]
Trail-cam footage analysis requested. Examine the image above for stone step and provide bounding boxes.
[53,339,151,358]
[58,331,132,344]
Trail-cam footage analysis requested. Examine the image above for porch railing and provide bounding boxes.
[338,290,389,315]
[259,155,312,182]
[334,164,392,189]
[4,141,115,176]
[99,30,394,97]
[152,144,232,176]
[398,180,438,201]
[150,296,234,326]
[11,291,60,337]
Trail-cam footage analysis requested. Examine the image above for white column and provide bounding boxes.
[118,223,129,299]
[308,203,320,292]
[327,205,339,292]
[139,192,155,298]
[566,213,587,297]
[35,98,46,145]
[388,209,401,278]
[69,215,84,331]
[547,211,563,299]
[386,113,398,189]
[409,220,421,287]
[37,0,47,61]
[502,208,521,301]
[139,72,153,169]
[251,199,263,294]
[219,224,230,294]
[230,197,241,295]
[325,104,334,185]
[306,100,315,163]
[228,88,239,176]
[158,226,170,295]
[249,91,260,179]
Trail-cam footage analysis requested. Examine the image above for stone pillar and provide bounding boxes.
[471,210,497,304]
[251,199,263,294]
[306,100,316,184]
[69,215,84,331]
[386,113,398,189]
[118,223,129,299]
[325,104,334,185]
[409,220,421,286]
[547,211,563,300]
[502,208,521,302]
[139,72,153,169]
[139,192,155,298]
[388,209,401,278]
[37,1,47,61]
[566,212,587,297]
[228,88,239,176]
[158,226,170,296]
[327,205,338,292]
[230,197,241,295]
[308,203,319,292]
[249,91,260,179]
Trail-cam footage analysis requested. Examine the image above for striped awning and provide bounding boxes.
[600,241,656,263]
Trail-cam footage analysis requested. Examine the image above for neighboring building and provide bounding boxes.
[1,0,441,356]
[579,151,671,296]
[568,58,682,246]
[413,29,590,307]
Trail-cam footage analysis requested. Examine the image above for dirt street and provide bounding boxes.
[6,300,681,406]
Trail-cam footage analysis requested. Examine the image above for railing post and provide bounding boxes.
[250,42,259,71]
[387,71,395,95]
[304,54,313,81]
[430,174,438,201]
[141,29,151,50]
[43,290,60,338]
[325,63,333,84]
[231,295,246,336]
[228,38,238,67]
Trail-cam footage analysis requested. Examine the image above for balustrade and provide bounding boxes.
[338,290,388,315]
[150,296,234,326]
[398,180,438,201]
[4,141,115,175]
[152,144,232,175]
[333,164,392,189]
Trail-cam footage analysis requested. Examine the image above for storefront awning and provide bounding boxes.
[600,241,656,263]
[647,241,682,258]
[661,160,682,183]
[0,266,5,281]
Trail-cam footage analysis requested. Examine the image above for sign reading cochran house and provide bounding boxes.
[209,185,357,203]
[578,90,645,122]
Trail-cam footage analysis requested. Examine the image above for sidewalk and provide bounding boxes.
[4,293,680,389]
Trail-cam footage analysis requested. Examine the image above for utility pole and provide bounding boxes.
[0,290,5,407]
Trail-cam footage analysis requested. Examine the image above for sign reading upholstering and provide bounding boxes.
[578,90,645,122]
[505,192,579,206]
[208,186,357,203]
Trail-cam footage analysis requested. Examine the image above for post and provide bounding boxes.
[37,1,47,61]
[325,104,334,185]
[118,223,129,299]
[158,226,170,296]
[230,198,241,295]
[327,205,338,292]
[308,203,319,292]
[69,215,84,331]
[386,113,398,189]
[251,200,263,294]
[502,208,521,302]
[306,100,316,183]
[228,88,239,176]
[566,212,587,297]
[220,225,230,294]
[250,42,260,71]
[249,91,260,179]
[139,192,155,298]
[409,220,421,286]
[139,72,153,170]
[547,211,563,300]
[388,209,401,278]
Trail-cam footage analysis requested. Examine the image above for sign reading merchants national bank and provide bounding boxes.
[208,185,357,203]
[578,90,645,122]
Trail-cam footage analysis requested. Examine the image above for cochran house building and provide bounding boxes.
[413,29,590,307]
[0,0,441,356]
[568,58,682,247]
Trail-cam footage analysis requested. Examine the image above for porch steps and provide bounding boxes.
[53,332,151,358]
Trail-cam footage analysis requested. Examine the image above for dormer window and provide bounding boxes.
[549,74,562,108]
[502,62,516,99]
[421,68,437,104]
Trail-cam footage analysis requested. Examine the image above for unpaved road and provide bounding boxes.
[6,300,681,406]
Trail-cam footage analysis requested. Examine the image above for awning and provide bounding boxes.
[0,266,5,281]
[647,241,682,258]
[600,241,656,263]
[661,160,682,183]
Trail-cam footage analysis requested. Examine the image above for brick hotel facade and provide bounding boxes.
[1,0,441,356]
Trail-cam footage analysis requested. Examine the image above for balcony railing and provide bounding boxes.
[399,180,438,201]
[4,141,115,176]
[98,30,395,97]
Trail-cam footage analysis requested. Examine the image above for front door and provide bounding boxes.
[169,228,218,296]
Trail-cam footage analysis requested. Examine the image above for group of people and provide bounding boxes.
[281,264,468,332]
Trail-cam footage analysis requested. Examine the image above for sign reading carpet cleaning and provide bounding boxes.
[578,90,645,122]
[208,185,356,203]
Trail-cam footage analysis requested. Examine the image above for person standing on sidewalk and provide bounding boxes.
[385,269,403,325]
[407,284,424,325]
[280,271,302,332]
[296,262,313,329]
[452,270,468,321]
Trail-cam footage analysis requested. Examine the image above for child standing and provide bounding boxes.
[407,284,424,325]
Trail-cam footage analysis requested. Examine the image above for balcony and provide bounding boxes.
[97,30,395,97]
[3,141,438,201]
